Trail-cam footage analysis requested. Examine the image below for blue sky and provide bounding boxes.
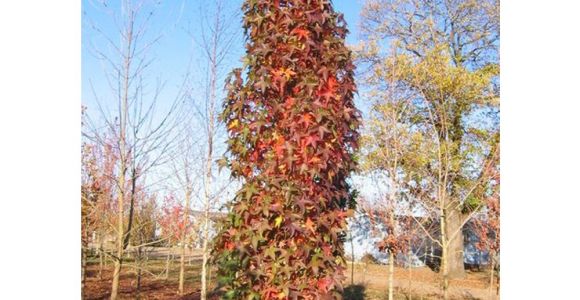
[82,0,364,119]
[81,2,372,192]
[82,0,372,256]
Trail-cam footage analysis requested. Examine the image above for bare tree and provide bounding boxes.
[186,1,240,298]
[357,44,420,300]
[82,1,186,298]
[165,123,204,295]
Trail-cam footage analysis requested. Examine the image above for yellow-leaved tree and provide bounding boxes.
[356,1,499,298]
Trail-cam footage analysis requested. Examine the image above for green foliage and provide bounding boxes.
[214,248,244,299]
[356,0,500,279]
[356,0,500,218]
[212,0,360,298]
[462,195,482,214]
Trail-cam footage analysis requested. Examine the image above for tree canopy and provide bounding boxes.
[212,0,361,298]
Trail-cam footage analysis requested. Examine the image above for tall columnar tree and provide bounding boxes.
[213,0,360,298]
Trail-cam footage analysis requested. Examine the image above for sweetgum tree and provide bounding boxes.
[212,0,360,298]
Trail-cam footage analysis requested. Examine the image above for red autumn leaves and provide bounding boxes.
[213,0,360,298]
[158,194,188,245]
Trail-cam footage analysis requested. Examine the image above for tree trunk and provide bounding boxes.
[136,247,142,300]
[407,248,412,300]
[208,263,212,289]
[350,230,355,286]
[442,253,449,300]
[82,246,87,299]
[165,250,170,280]
[496,258,500,295]
[201,106,214,300]
[99,241,104,279]
[111,258,122,300]
[104,247,109,267]
[201,7,219,297]
[488,252,495,300]
[446,209,466,279]
[179,244,186,295]
[111,129,126,300]
[440,214,449,300]
[111,6,130,297]
[179,189,191,295]
[388,251,394,300]
[201,216,210,300]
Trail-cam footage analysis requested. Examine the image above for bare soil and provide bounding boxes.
[84,260,498,299]
[84,259,219,300]
[346,262,498,300]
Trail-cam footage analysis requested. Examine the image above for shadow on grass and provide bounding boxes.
[343,284,367,300]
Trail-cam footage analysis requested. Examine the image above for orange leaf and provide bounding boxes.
[292,28,310,40]
[305,217,316,234]
[309,156,321,164]
[284,97,295,109]
[317,277,332,293]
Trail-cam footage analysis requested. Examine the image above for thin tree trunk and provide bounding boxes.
[111,217,125,300]
[440,212,449,300]
[111,258,123,300]
[388,251,394,300]
[99,238,104,279]
[387,186,397,300]
[208,263,212,289]
[165,250,170,280]
[350,230,355,286]
[104,246,109,267]
[123,166,138,250]
[442,251,449,300]
[408,248,412,300]
[136,268,142,300]
[201,212,210,300]
[488,252,495,300]
[136,247,142,300]
[179,243,186,295]
[82,246,87,299]
[179,188,191,295]
[99,250,103,279]
[110,9,131,296]
[201,3,220,298]
[496,259,500,295]
[200,76,213,299]
[200,65,215,300]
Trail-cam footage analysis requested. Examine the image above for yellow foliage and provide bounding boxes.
[274,215,283,228]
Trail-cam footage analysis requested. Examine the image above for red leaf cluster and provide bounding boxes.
[213,0,361,298]
[158,193,189,245]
